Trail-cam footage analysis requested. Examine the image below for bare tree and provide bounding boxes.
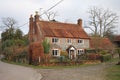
[86,6,118,37]
[1,17,17,30]
[44,11,58,21]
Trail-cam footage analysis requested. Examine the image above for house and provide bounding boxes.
[114,35,120,47]
[28,12,90,61]
[90,37,114,50]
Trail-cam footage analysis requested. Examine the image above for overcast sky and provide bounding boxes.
[0,0,120,35]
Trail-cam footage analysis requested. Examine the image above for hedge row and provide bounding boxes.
[87,53,112,62]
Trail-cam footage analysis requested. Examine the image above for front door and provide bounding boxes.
[70,50,75,59]
[68,46,76,59]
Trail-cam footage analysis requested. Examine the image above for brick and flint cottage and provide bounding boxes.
[28,12,90,61]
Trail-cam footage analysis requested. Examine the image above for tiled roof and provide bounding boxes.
[37,21,89,39]
[114,36,120,41]
[90,37,114,49]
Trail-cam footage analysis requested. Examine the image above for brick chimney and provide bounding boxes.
[77,19,82,27]
[34,11,40,22]
[29,15,34,42]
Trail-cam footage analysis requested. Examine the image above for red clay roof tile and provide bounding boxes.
[37,21,89,39]
[90,37,114,49]
[114,36,120,41]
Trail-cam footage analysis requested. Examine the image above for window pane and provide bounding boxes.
[67,39,71,43]
[78,49,84,55]
[56,38,58,42]
[52,50,59,56]
[78,39,83,43]
[55,50,57,55]
[52,38,59,43]
[55,39,57,42]
[52,38,54,43]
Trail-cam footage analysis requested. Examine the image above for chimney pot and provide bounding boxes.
[77,19,82,27]
[29,14,33,22]
[35,11,38,15]
[34,11,39,21]
[30,14,33,18]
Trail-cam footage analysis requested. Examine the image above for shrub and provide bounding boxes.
[59,56,67,62]
[88,53,97,60]
[87,53,101,60]
[100,50,107,55]
[60,51,68,58]
[86,49,96,53]
[115,48,120,55]
[95,54,101,60]
[77,54,88,60]
[102,54,112,62]
[42,39,50,54]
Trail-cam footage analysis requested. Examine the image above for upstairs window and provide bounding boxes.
[77,49,84,55]
[67,39,72,43]
[52,38,59,43]
[78,39,83,44]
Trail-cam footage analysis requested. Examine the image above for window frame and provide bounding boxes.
[78,39,84,44]
[77,49,84,55]
[67,38,72,44]
[52,49,60,57]
[52,38,59,43]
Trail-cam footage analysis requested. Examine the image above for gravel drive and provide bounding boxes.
[0,61,42,80]
[0,59,114,80]
[38,63,109,80]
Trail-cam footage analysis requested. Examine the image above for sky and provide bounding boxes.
[0,0,120,35]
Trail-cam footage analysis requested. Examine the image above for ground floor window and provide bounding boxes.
[77,49,84,55]
[52,49,60,56]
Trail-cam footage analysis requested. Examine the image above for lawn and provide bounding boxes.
[106,60,120,80]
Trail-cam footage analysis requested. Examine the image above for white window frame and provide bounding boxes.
[77,49,84,55]
[78,39,84,44]
[52,38,59,43]
[52,49,60,57]
[67,38,72,44]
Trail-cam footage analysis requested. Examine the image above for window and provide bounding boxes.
[52,38,59,43]
[78,39,83,44]
[67,39,72,43]
[52,49,59,56]
[77,49,84,55]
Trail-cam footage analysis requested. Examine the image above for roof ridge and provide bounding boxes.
[38,20,79,26]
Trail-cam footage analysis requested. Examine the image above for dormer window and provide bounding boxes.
[52,38,59,43]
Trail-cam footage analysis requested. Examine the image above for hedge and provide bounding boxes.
[102,54,112,62]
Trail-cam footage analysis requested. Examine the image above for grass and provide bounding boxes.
[105,58,120,80]
[106,65,120,80]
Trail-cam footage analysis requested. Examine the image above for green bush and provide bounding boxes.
[100,50,107,55]
[50,56,70,63]
[42,39,50,54]
[115,48,120,54]
[78,54,88,60]
[59,56,66,62]
[86,49,96,53]
[102,54,112,62]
